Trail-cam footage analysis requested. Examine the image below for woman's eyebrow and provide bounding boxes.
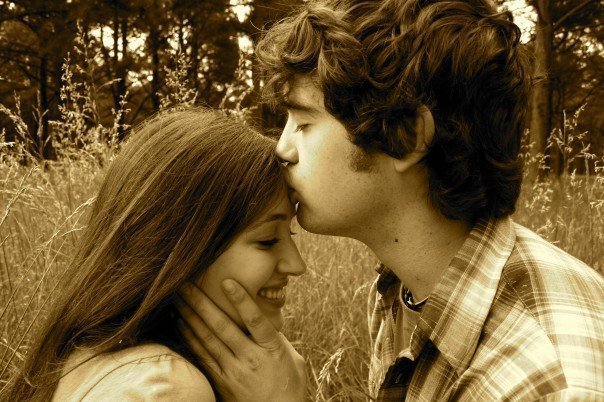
[263,214,288,223]
[249,214,288,230]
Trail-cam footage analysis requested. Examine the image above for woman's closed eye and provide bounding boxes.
[258,238,280,248]
[257,230,296,248]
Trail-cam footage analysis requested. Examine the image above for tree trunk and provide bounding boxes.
[149,0,161,111]
[112,1,127,139]
[530,0,554,169]
[190,19,200,92]
[150,27,161,111]
[113,1,120,107]
[249,1,272,130]
[38,55,51,159]
[117,17,128,140]
[248,0,298,131]
[178,16,185,52]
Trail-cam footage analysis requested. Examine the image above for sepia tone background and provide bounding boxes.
[1,0,602,400]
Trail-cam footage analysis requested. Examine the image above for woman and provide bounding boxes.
[4,109,305,401]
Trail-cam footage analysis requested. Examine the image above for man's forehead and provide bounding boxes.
[284,76,324,112]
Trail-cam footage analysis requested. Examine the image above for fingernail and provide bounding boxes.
[222,279,235,294]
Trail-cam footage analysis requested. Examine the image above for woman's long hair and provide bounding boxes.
[3,109,287,401]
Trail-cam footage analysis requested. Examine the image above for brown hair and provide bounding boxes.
[4,109,286,400]
[257,0,532,225]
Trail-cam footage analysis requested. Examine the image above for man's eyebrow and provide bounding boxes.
[283,99,321,116]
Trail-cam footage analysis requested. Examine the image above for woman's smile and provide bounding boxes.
[257,282,288,308]
[198,192,306,331]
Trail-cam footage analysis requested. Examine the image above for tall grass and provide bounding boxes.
[2,114,601,401]
[0,152,103,387]
[516,107,603,272]
[1,55,602,401]
[286,232,377,401]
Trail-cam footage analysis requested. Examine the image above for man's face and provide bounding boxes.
[276,76,390,237]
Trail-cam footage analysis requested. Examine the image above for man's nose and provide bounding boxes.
[276,128,298,164]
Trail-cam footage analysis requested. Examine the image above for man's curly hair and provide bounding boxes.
[256,0,532,226]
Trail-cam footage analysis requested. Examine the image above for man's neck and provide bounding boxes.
[360,204,470,301]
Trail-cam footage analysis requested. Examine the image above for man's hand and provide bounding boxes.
[176,279,307,402]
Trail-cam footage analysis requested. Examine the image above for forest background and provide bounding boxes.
[0,0,602,157]
[0,0,603,400]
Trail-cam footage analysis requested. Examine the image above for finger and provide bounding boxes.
[221,279,284,353]
[280,333,305,365]
[178,283,254,355]
[177,318,221,376]
[176,297,235,365]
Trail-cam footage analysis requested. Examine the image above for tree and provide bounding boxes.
[527,0,602,166]
[0,0,76,158]
[244,0,302,131]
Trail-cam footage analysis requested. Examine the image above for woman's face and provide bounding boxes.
[197,193,306,331]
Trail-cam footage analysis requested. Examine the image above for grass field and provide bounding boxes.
[1,115,602,400]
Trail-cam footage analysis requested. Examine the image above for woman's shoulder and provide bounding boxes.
[54,343,215,401]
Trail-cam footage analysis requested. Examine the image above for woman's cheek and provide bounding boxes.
[238,249,278,293]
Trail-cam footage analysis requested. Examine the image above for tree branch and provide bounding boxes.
[0,55,40,73]
[528,0,546,24]
[554,0,592,30]
[569,84,602,111]
[0,8,66,25]
[0,47,40,58]
[554,30,570,50]
[565,23,604,33]
[128,89,154,124]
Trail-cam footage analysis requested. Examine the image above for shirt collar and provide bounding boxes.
[375,263,400,296]
[375,217,516,375]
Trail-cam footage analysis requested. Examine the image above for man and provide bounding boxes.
[178,0,604,400]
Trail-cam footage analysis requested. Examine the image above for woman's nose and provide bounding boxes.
[277,240,306,276]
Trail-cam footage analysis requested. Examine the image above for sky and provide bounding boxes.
[504,0,537,43]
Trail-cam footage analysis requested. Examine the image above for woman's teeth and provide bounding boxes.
[258,288,285,300]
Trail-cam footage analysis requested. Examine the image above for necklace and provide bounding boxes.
[402,286,429,311]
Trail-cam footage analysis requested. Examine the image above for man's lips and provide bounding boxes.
[287,187,300,205]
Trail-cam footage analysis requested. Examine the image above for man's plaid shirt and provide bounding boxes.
[368,217,603,401]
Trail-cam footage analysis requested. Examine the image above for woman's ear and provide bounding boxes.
[392,106,435,173]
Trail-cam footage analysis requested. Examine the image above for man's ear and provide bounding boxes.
[392,106,435,173]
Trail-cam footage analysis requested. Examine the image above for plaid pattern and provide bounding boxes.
[368,217,604,401]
